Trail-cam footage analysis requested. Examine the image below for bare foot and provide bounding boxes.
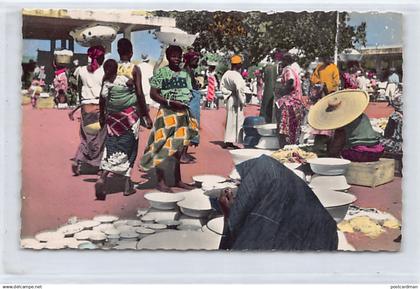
[175,181,196,190]
[95,179,106,201]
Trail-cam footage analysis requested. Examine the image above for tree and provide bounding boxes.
[153,10,367,67]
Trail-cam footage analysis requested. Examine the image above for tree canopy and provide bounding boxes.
[153,11,367,67]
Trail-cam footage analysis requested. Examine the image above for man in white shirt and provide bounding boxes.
[220,55,246,149]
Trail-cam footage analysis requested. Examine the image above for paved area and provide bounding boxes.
[21,102,401,251]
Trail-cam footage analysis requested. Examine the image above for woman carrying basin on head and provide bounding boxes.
[139,45,199,192]
[69,45,107,176]
[95,38,153,200]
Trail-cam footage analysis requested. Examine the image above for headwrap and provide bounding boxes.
[273,51,283,62]
[230,55,242,64]
[87,45,106,73]
[391,92,403,112]
[183,51,200,65]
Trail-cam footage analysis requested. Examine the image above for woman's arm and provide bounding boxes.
[133,66,153,128]
[150,87,187,111]
[132,66,148,115]
[68,104,82,121]
[384,117,397,139]
[99,82,107,127]
[327,128,346,157]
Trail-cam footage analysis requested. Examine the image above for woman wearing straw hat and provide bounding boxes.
[308,90,384,162]
[220,54,247,149]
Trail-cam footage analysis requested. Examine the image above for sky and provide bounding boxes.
[347,12,403,48]
[22,11,403,62]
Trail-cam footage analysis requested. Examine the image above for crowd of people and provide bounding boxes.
[20,34,406,251]
[252,51,403,161]
[23,42,403,202]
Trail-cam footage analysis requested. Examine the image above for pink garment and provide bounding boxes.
[183,51,200,64]
[341,144,384,162]
[87,46,106,73]
[206,73,216,101]
[106,106,139,137]
[342,72,358,89]
[277,65,303,105]
[53,70,68,96]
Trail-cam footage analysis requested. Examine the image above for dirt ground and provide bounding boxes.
[20,102,401,251]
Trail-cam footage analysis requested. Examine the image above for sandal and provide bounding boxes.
[123,180,136,196]
[71,162,81,176]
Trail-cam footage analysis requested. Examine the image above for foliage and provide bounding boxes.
[153,10,367,68]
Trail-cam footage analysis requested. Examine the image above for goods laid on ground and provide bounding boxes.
[337,205,400,239]
[370,117,389,135]
[271,146,317,163]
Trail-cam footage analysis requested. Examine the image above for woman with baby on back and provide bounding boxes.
[95,38,152,201]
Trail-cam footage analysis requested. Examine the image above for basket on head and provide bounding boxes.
[54,50,74,65]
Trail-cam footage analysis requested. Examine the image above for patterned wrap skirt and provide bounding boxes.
[100,106,140,177]
[74,104,106,168]
[140,107,198,171]
[275,96,305,145]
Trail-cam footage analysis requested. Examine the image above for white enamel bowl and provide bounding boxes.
[202,182,238,198]
[177,195,213,218]
[192,175,226,186]
[307,158,351,176]
[229,149,273,166]
[205,217,225,235]
[312,188,357,222]
[144,192,185,210]
[309,175,351,191]
[255,136,280,150]
[137,230,220,250]
[155,32,198,47]
[254,123,277,136]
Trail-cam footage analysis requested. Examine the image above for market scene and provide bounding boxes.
[20,9,403,251]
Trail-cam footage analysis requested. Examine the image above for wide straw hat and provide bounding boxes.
[308,89,369,130]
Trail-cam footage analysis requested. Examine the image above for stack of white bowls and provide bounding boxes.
[306,158,357,222]
[253,123,280,150]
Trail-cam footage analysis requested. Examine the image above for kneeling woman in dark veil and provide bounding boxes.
[217,155,338,251]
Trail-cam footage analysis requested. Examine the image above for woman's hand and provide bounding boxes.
[126,79,134,87]
[142,114,153,129]
[218,188,235,218]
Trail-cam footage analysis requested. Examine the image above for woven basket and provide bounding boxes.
[36,97,55,109]
[22,95,31,105]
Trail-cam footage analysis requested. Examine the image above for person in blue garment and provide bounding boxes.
[216,155,338,251]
